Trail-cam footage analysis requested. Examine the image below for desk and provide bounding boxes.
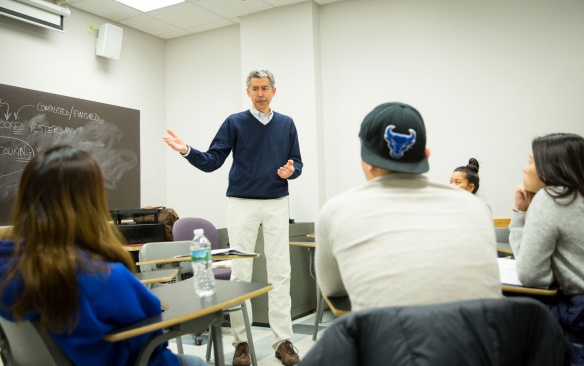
[136,268,179,285]
[309,233,515,256]
[289,241,321,340]
[322,293,351,316]
[293,239,557,333]
[123,244,144,252]
[498,258,558,296]
[135,253,261,267]
[288,242,315,278]
[104,279,273,366]
[317,282,558,317]
[0,226,12,238]
[502,284,558,296]
[496,242,513,256]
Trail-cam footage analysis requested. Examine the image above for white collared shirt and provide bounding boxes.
[249,108,273,125]
[181,108,274,157]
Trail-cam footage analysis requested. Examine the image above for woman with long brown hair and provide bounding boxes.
[0,145,204,366]
[510,133,584,364]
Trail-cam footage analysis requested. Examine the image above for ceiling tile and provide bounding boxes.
[147,2,224,29]
[68,0,344,39]
[264,0,307,6]
[313,0,343,4]
[119,14,181,36]
[184,19,234,34]
[69,0,141,21]
[190,0,274,19]
[158,29,192,40]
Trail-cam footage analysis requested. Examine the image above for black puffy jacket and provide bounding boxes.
[300,297,571,366]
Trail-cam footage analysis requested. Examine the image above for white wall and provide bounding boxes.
[164,25,241,227]
[0,8,167,207]
[165,1,323,227]
[240,2,322,223]
[3,0,584,228]
[318,0,584,217]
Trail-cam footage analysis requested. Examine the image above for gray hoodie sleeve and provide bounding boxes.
[509,191,557,288]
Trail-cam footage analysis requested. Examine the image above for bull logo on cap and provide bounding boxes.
[384,125,416,159]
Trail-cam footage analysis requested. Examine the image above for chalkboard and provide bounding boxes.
[0,83,140,226]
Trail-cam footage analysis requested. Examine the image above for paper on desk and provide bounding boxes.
[212,260,233,268]
[172,248,257,258]
[211,248,257,256]
[497,258,523,286]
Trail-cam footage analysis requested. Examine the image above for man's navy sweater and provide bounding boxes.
[184,110,303,199]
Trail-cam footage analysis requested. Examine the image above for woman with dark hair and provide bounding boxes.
[0,145,205,366]
[509,133,584,363]
[450,158,480,194]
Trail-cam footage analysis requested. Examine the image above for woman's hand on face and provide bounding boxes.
[514,184,536,212]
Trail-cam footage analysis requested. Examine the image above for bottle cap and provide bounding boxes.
[194,228,204,236]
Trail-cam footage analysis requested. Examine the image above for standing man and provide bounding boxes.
[162,69,302,366]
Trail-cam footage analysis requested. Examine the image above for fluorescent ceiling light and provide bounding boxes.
[115,0,184,12]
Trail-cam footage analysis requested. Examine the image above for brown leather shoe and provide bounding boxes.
[275,340,299,366]
[233,342,251,366]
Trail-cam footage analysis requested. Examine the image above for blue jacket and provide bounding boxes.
[549,294,584,365]
[0,240,179,366]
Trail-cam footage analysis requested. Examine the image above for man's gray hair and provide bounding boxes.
[246,69,275,88]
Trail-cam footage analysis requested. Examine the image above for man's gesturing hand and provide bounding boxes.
[277,160,295,179]
[162,129,188,155]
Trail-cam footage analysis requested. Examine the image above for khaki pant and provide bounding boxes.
[227,196,293,351]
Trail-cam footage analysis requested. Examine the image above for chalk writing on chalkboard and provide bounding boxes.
[0,83,140,226]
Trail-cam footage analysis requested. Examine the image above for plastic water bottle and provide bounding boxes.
[191,228,216,297]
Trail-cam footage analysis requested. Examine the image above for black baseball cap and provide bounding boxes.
[359,102,429,174]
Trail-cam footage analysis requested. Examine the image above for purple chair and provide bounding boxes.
[172,217,232,280]
[172,218,257,363]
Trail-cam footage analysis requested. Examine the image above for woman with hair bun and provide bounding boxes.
[450,158,480,194]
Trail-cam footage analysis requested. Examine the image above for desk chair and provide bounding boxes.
[139,240,194,354]
[493,217,513,257]
[298,242,331,342]
[300,297,571,366]
[289,241,324,341]
[310,246,329,341]
[172,218,258,365]
[495,226,514,258]
[493,217,511,228]
[172,217,232,280]
[313,288,326,341]
[495,226,510,243]
[0,317,73,366]
[138,240,192,281]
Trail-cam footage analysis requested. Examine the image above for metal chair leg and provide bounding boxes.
[313,287,325,341]
[241,301,257,366]
[205,328,213,361]
[205,302,256,365]
[176,335,184,354]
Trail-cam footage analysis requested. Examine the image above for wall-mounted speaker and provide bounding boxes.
[96,23,123,60]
